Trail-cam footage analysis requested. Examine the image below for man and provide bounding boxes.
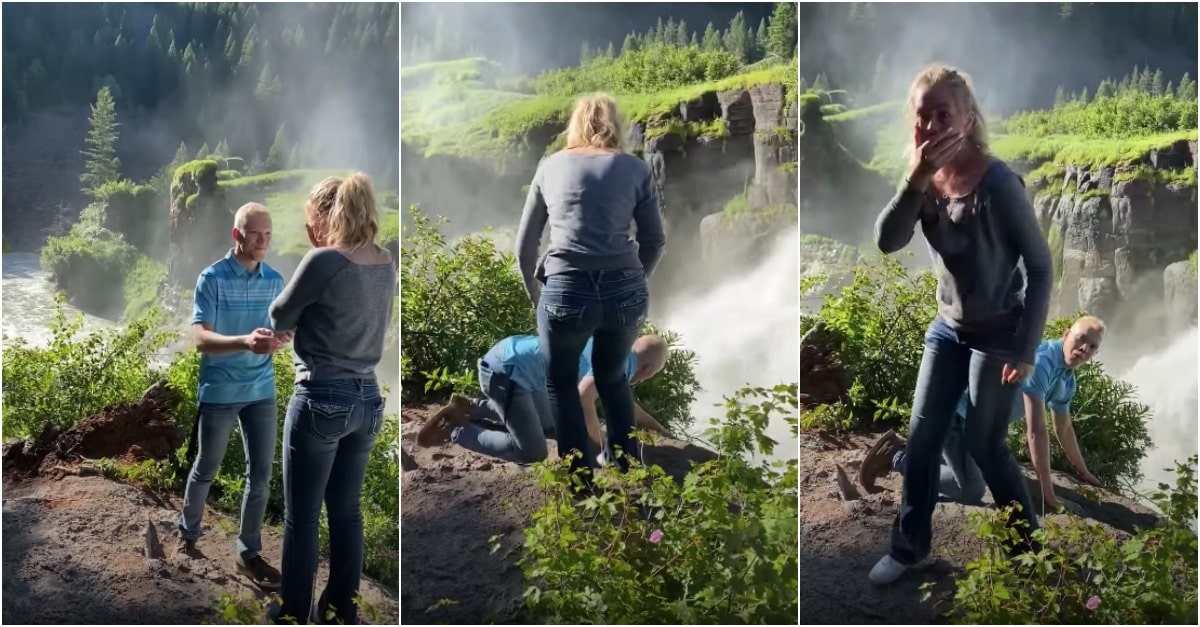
[416,334,674,465]
[860,315,1106,515]
[178,202,290,590]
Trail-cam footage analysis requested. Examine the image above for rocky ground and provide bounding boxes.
[1,384,399,625]
[400,399,718,625]
[799,430,1159,625]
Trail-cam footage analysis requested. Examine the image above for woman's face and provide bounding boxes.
[305,213,328,248]
[912,82,972,144]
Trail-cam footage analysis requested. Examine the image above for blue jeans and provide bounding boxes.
[179,396,277,561]
[452,352,554,463]
[538,268,649,475]
[893,415,986,505]
[890,315,1039,565]
[278,379,383,625]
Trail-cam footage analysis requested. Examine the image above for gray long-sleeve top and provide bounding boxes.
[269,247,397,382]
[874,159,1053,366]
[515,151,666,304]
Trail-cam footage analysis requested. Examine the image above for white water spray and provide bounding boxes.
[662,229,800,460]
[1119,326,1199,496]
[2,253,114,346]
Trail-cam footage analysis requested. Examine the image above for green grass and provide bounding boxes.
[824,100,902,124]
[402,59,796,164]
[1189,250,1198,278]
[990,130,1199,170]
[263,187,400,257]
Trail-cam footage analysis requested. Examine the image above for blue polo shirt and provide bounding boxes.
[490,335,637,392]
[956,339,1077,424]
[191,250,285,404]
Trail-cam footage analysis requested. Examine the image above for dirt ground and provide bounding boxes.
[400,400,719,625]
[1,473,399,625]
[799,431,1160,624]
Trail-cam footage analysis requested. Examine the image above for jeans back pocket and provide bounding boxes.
[306,398,355,440]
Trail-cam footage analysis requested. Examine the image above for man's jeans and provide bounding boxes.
[279,379,383,625]
[178,396,277,561]
[893,415,986,505]
[452,353,554,463]
[890,315,1039,565]
[537,268,648,475]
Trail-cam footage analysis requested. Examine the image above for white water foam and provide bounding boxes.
[661,229,800,460]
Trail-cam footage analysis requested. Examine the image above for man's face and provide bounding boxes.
[630,359,665,385]
[1063,325,1103,368]
[235,213,273,262]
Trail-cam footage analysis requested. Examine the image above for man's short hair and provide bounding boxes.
[1073,315,1106,336]
[234,202,271,232]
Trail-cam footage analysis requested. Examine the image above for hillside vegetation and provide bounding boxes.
[401,4,797,164]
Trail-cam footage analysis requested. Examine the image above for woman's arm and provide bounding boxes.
[632,168,666,277]
[270,250,340,332]
[515,167,548,305]
[874,184,926,254]
[996,172,1054,365]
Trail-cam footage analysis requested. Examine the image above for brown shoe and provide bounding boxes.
[859,429,906,491]
[416,395,472,447]
[237,554,282,590]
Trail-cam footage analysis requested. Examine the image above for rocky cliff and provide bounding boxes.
[1026,141,1198,328]
[401,81,799,284]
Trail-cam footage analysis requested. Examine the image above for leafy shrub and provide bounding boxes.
[401,206,702,436]
[931,457,1197,624]
[1,304,174,439]
[535,43,741,96]
[802,257,1152,488]
[95,179,162,255]
[505,384,798,624]
[122,254,168,322]
[1006,91,1197,139]
[40,217,139,318]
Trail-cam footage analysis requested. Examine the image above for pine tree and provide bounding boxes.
[1138,66,1154,92]
[675,21,688,47]
[1095,79,1114,99]
[580,41,591,64]
[690,32,699,47]
[755,18,768,58]
[196,142,210,159]
[1178,73,1197,100]
[1078,87,1089,104]
[605,42,615,59]
[622,33,638,54]
[725,11,749,62]
[701,22,722,51]
[1054,85,1066,107]
[213,138,229,159]
[812,72,829,91]
[1151,68,1164,95]
[766,2,797,59]
[80,86,121,197]
[265,125,286,171]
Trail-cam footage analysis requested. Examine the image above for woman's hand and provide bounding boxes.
[1002,361,1034,384]
[908,129,967,187]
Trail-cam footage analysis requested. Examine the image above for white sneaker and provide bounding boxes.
[596,450,609,467]
[868,554,909,585]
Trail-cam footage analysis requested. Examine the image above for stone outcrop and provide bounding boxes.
[1030,143,1197,323]
[1163,259,1198,333]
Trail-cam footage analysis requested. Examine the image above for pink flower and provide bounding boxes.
[1086,596,1100,611]
[649,530,664,544]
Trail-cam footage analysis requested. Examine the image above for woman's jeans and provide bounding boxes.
[452,351,555,463]
[279,378,384,624]
[538,268,649,475]
[893,415,986,506]
[890,315,1039,565]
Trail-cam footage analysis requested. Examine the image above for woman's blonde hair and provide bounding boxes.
[565,93,625,151]
[305,172,379,250]
[904,63,989,167]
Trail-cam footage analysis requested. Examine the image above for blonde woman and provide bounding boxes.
[515,93,666,482]
[869,64,1053,585]
[268,173,396,623]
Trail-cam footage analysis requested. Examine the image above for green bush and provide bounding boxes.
[40,219,139,318]
[401,205,701,436]
[1006,91,1197,139]
[2,306,399,588]
[505,384,798,624]
[535,43,740,96]
[1,305,174,440]
[801,257,1152,489]
[95,179,162,255]
[122,254,168,322]
[931,457,1197,624]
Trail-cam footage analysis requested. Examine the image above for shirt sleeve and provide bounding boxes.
[191,272,217,326]
[1021,353,1056,401]
[515,166,549,305]
[996,171,1054,366]
[632,167,666,277]
[874,184,926,254]
[270,250,338,332]
[1047,375,1075,415]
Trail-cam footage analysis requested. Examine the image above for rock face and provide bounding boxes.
[1030,148,1197,324]
[1163,260,1197,333]
[799,321,850,411]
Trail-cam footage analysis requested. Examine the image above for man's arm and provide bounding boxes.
[1023,393,1059,510]
[633,401,673,438]
[1051,410,1102,486]
[577,376,605,449]
[192,322,269,355]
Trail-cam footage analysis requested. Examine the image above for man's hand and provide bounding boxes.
[1003,361,1034,384]
[245,328,277,354]
[271,330,294,350]
[1042,491,1084,516]
[1076,469,1103,488]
